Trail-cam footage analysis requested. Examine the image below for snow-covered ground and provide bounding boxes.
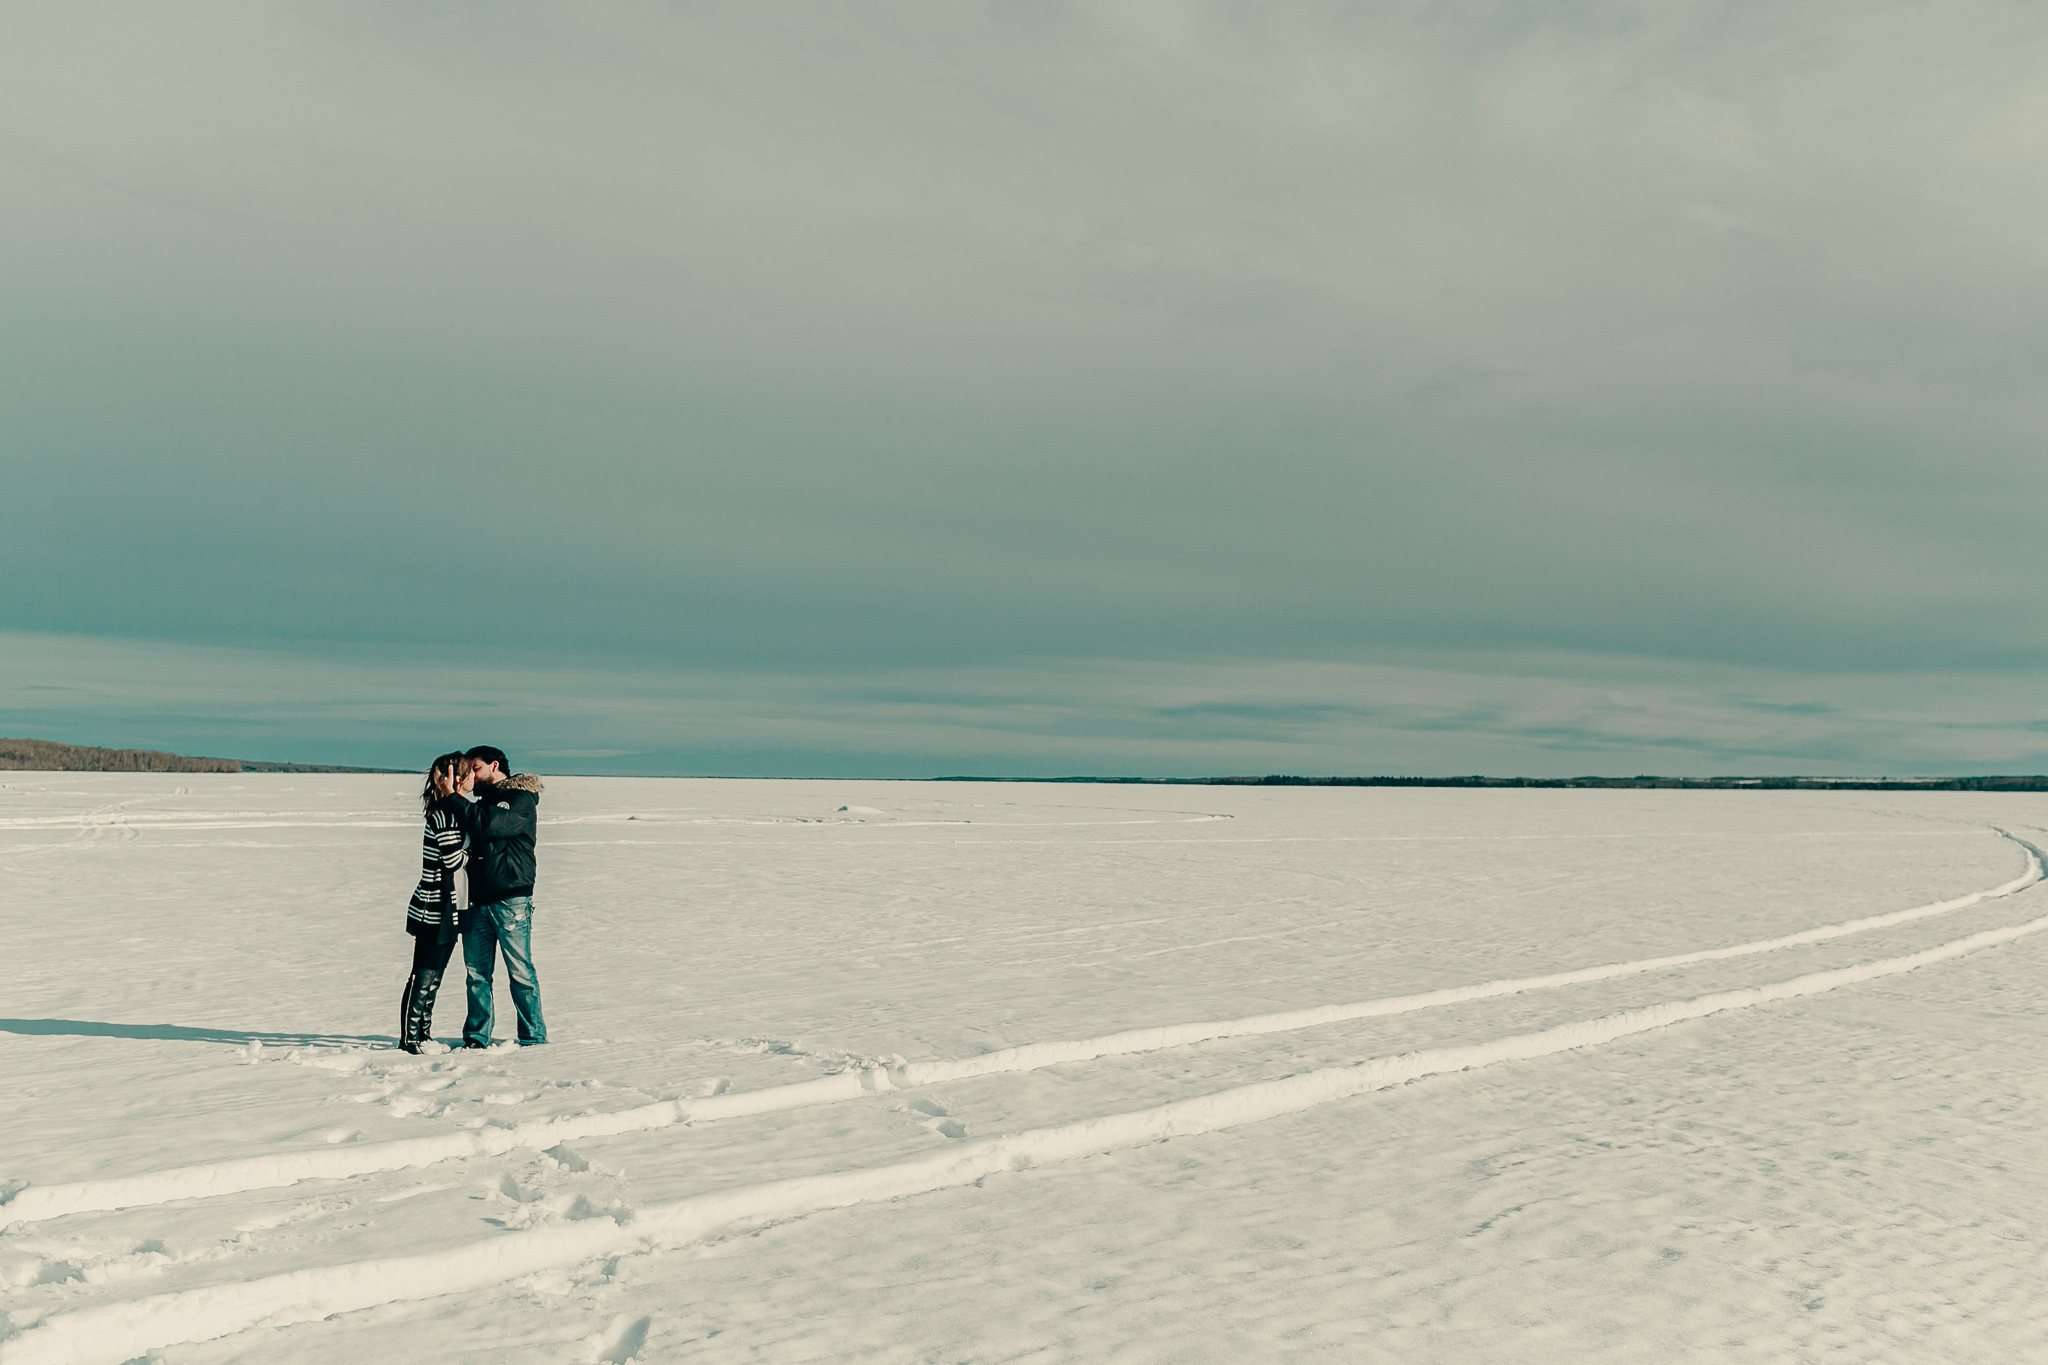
[5,774,2048,1363]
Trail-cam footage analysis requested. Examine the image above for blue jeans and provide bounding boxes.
[462,897,546,1046]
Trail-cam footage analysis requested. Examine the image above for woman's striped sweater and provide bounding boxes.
[406,805,468,934]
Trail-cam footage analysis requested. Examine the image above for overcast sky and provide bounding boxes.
[7,3,2048,776]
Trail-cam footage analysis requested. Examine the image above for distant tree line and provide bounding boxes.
[1013,773,2048,792]
[1232,775,2048,790]
[0,737,241,772]
[0,738,410,773]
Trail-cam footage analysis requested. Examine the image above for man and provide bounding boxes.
[433,745,547,1047]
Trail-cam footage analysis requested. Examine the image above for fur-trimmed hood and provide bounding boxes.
[495,772,544,795]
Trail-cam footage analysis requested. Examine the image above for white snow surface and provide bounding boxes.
[5,776,2048,1362]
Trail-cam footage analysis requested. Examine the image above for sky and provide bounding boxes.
[6,2,2048,777]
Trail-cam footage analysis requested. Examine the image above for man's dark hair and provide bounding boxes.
[466,745,510,773]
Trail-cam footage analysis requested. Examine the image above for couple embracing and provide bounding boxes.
[400,746,547,1053]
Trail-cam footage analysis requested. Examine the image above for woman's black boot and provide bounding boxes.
[400,969,442,1053]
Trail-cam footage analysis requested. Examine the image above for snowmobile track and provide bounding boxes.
[5,831,2036,1226]
[9,905,2048,1365]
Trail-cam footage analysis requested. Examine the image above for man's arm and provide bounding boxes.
[432,789,536,843]
[479,791,538,842]
[432,791,486,837]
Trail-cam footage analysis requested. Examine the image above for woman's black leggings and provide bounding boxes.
[410,929,458,975]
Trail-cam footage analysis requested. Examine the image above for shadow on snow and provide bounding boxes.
[0,1018,393,1047]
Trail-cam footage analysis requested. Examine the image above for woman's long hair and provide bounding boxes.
[421,752,467,811]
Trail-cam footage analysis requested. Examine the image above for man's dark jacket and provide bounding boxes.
[436,772,542,904]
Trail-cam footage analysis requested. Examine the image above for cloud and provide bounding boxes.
[6,631,2047,778]
[4,5,2046,768]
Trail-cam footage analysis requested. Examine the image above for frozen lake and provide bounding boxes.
[5,774,2048,1362]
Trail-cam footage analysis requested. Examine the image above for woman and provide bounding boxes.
[400,752,472,1053]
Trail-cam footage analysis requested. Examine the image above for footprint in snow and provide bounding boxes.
[591,1313,652,1364]
[546,1143,591,1172]
[20,1259,82,1287]
[489,1190,626,1231]
[10,1236,177,1290]
[495,1173,538,1203]
[903,1098,967,1140]
[235,1198,351,1233]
